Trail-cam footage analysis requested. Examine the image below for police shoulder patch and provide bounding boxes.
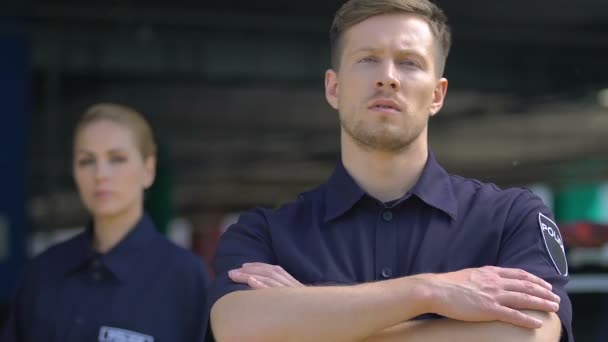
[538,213,568,276]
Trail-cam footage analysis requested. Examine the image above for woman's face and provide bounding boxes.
[73,120,155,220]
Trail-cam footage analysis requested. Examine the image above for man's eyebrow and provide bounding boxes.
[350,47,424,55]
[350,46,383,54]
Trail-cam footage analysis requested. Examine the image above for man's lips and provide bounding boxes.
[369,98,402,112]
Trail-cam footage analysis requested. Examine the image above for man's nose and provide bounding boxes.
[375,62,400,91]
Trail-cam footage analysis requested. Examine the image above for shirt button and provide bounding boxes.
[382,210,393,222]
[74,316,84,325]
[92,271,102,281]
[381,267,393,279]
[91,258,102,268]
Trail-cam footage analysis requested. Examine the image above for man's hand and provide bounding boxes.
[229,262,304,289]
[422,266,560,329]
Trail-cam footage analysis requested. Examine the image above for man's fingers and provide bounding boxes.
[279,268,303,286]
[228,270,250,284]
[503,279,560,303]
[233,264,282,281]
[250,275,285,288]
[228,269,286,289]
[247,276,270,289]
[229,269,284,289]
[494,267,552,290]
[240,263,302,287]
[499,292,559,313]
[491,306,543,329]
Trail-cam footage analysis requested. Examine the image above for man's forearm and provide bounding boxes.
[210,276,431,342]
[363,311,562,342]
[216,265,562,341]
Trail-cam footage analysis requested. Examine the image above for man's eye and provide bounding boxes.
[400,60,420,68]
[359,57,377,63]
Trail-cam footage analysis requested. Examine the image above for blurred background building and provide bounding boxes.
[2,0,608,340]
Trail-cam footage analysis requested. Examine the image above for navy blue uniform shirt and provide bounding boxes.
[2,213,210,342]
[210,152,573,341]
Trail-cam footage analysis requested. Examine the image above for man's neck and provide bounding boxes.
[341,131,428,203]
[92,205,142,253]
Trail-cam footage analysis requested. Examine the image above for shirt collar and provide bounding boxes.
[323,150,458,222]
[101,213,158,281]
[323,161,366,222]
[63,213,158,281]
[410,150,458,221]
[61,230,96,275]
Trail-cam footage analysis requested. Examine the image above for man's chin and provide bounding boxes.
[354,135,410,152]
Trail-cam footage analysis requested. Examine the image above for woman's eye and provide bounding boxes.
[77,159,94,166]
[110,156,127,164]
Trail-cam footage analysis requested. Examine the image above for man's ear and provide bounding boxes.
[325,69,339,110]
[429,77,448,117]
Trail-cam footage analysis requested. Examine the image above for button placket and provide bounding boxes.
[376,205,397,280]
[90,258,104,281]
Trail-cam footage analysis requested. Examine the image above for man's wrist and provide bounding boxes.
[396,273,436,317]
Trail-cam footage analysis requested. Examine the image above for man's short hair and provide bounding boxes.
[329,0,452,76]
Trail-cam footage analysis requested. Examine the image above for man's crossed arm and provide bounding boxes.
[211,263,562,342]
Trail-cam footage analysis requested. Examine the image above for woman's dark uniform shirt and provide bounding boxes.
[210,152,574,341]
[2,214,210,342]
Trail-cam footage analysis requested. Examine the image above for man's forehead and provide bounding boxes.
[341,14,436,54]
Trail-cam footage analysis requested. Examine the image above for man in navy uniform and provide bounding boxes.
[209,0,573,340]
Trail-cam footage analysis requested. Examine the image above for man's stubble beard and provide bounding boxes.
[340,110,425,153]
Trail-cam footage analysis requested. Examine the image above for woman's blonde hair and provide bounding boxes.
[74,103,157,159]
